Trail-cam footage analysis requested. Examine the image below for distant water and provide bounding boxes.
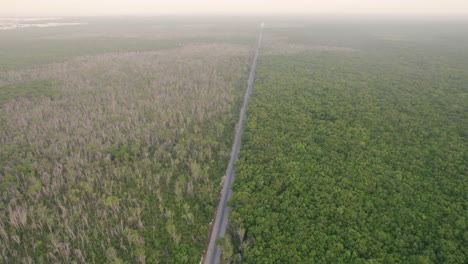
[0,17,86,30]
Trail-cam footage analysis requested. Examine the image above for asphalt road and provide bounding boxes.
[203,26,263,264]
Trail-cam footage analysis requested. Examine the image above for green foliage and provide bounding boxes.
[0,80,61,105]
[216,237,226,246]
[230,22,468,263]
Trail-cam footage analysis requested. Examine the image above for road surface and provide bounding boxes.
[203,25,263,264]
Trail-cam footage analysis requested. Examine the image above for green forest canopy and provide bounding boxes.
[229,22,467,264]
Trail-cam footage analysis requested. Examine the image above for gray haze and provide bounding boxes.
[1,0,468,16]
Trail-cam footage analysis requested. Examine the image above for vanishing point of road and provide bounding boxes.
[203,24,264,264]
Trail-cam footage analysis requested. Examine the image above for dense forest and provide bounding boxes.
[0,19,257,263]
[1,17,467,264]
[228,22,467,263]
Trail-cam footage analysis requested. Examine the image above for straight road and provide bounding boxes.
[203,24,263,264]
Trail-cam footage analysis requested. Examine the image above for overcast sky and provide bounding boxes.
[1,0,468,16]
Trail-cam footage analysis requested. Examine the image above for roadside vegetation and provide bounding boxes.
[0,19,257,263]
[228,21,468,263]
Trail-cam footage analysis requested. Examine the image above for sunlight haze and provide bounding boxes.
[1,0,468,16]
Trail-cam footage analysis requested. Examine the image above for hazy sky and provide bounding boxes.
[1,0,468,16]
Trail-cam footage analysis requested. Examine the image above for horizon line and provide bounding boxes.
[1,12,468,18]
